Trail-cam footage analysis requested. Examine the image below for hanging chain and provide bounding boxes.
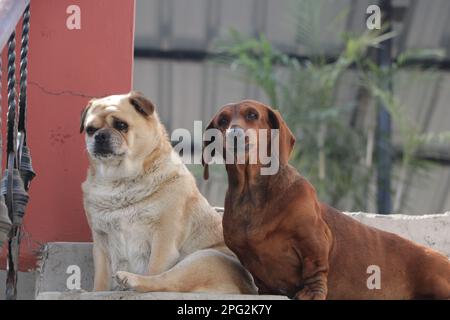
[17,5,34,191]
[5,30,17,301]
[18,5,30,139]
[6,32,17,158]
[0,54,2,171]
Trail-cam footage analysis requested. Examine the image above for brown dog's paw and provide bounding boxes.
[295,286,327,300]
[115,271,140,290]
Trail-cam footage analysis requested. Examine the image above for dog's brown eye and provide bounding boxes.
[246,111,258,121]
[86,126,98,136]
[114,120,129,132]
[218,117,229,127]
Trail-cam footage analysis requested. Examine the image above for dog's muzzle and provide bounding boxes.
[225,126,251,152]
[92,129,115,157]
[226,126,245,139]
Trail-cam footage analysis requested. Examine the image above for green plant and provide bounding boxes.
[213,0,450,212]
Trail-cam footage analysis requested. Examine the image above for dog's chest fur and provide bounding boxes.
[223,180,305,297]
[83,170,173,275]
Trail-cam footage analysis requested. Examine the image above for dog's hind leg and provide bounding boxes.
[426,275,450,300]
[115,249,256,294]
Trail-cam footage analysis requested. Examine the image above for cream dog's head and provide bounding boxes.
[80,91,165,177]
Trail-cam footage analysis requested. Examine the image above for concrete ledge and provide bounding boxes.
[344,212,450,257]
[35,212,450,300]
[36,242,94,295]
[0,271,37,300]
[36,291,288,300]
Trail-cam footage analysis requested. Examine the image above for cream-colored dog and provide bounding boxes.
[80,91,256,294]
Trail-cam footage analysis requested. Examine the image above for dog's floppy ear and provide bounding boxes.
[267,107,295,165]
[80,99,94,133]
[202,115,218,180]
[129,91,155,117]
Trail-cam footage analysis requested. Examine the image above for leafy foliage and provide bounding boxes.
[212,0,450,212]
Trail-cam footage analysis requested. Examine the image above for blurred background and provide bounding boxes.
[133,0,450,215]
[1,0,449,300]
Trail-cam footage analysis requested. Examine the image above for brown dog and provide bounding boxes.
[203,99,450,300]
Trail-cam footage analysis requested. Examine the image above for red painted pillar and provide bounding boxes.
[0,0,135,270]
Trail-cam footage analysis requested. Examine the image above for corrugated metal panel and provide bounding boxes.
[136,0,450,56]
[133,0,450,213]
[218,0,258,38]
[265,0,298,52]
[404,0,450,51]
[171,0,209,48]
[402,165,450,214]
[134,58,268,131]
[428,73,450,133]
[134,57,450,212]
[171,62,204,129]
[391,70,441,145]
[346,0,374,33]
[134,0,160,47]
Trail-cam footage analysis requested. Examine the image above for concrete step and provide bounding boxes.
[34,212,450,300]
[0,270,37,300]
[37,291,288,300]
[36,242,94,294]
[34,242,286,300]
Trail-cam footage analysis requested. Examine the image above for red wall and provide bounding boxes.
[0,0,135,270]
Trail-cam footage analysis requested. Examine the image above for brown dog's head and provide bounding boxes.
[202,100,295,179]
[80,91,160,164]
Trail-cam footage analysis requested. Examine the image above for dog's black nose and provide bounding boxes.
[95,131,109,144]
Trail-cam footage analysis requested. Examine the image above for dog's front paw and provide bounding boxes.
[114,271,140,290]
[295,285,327,300]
